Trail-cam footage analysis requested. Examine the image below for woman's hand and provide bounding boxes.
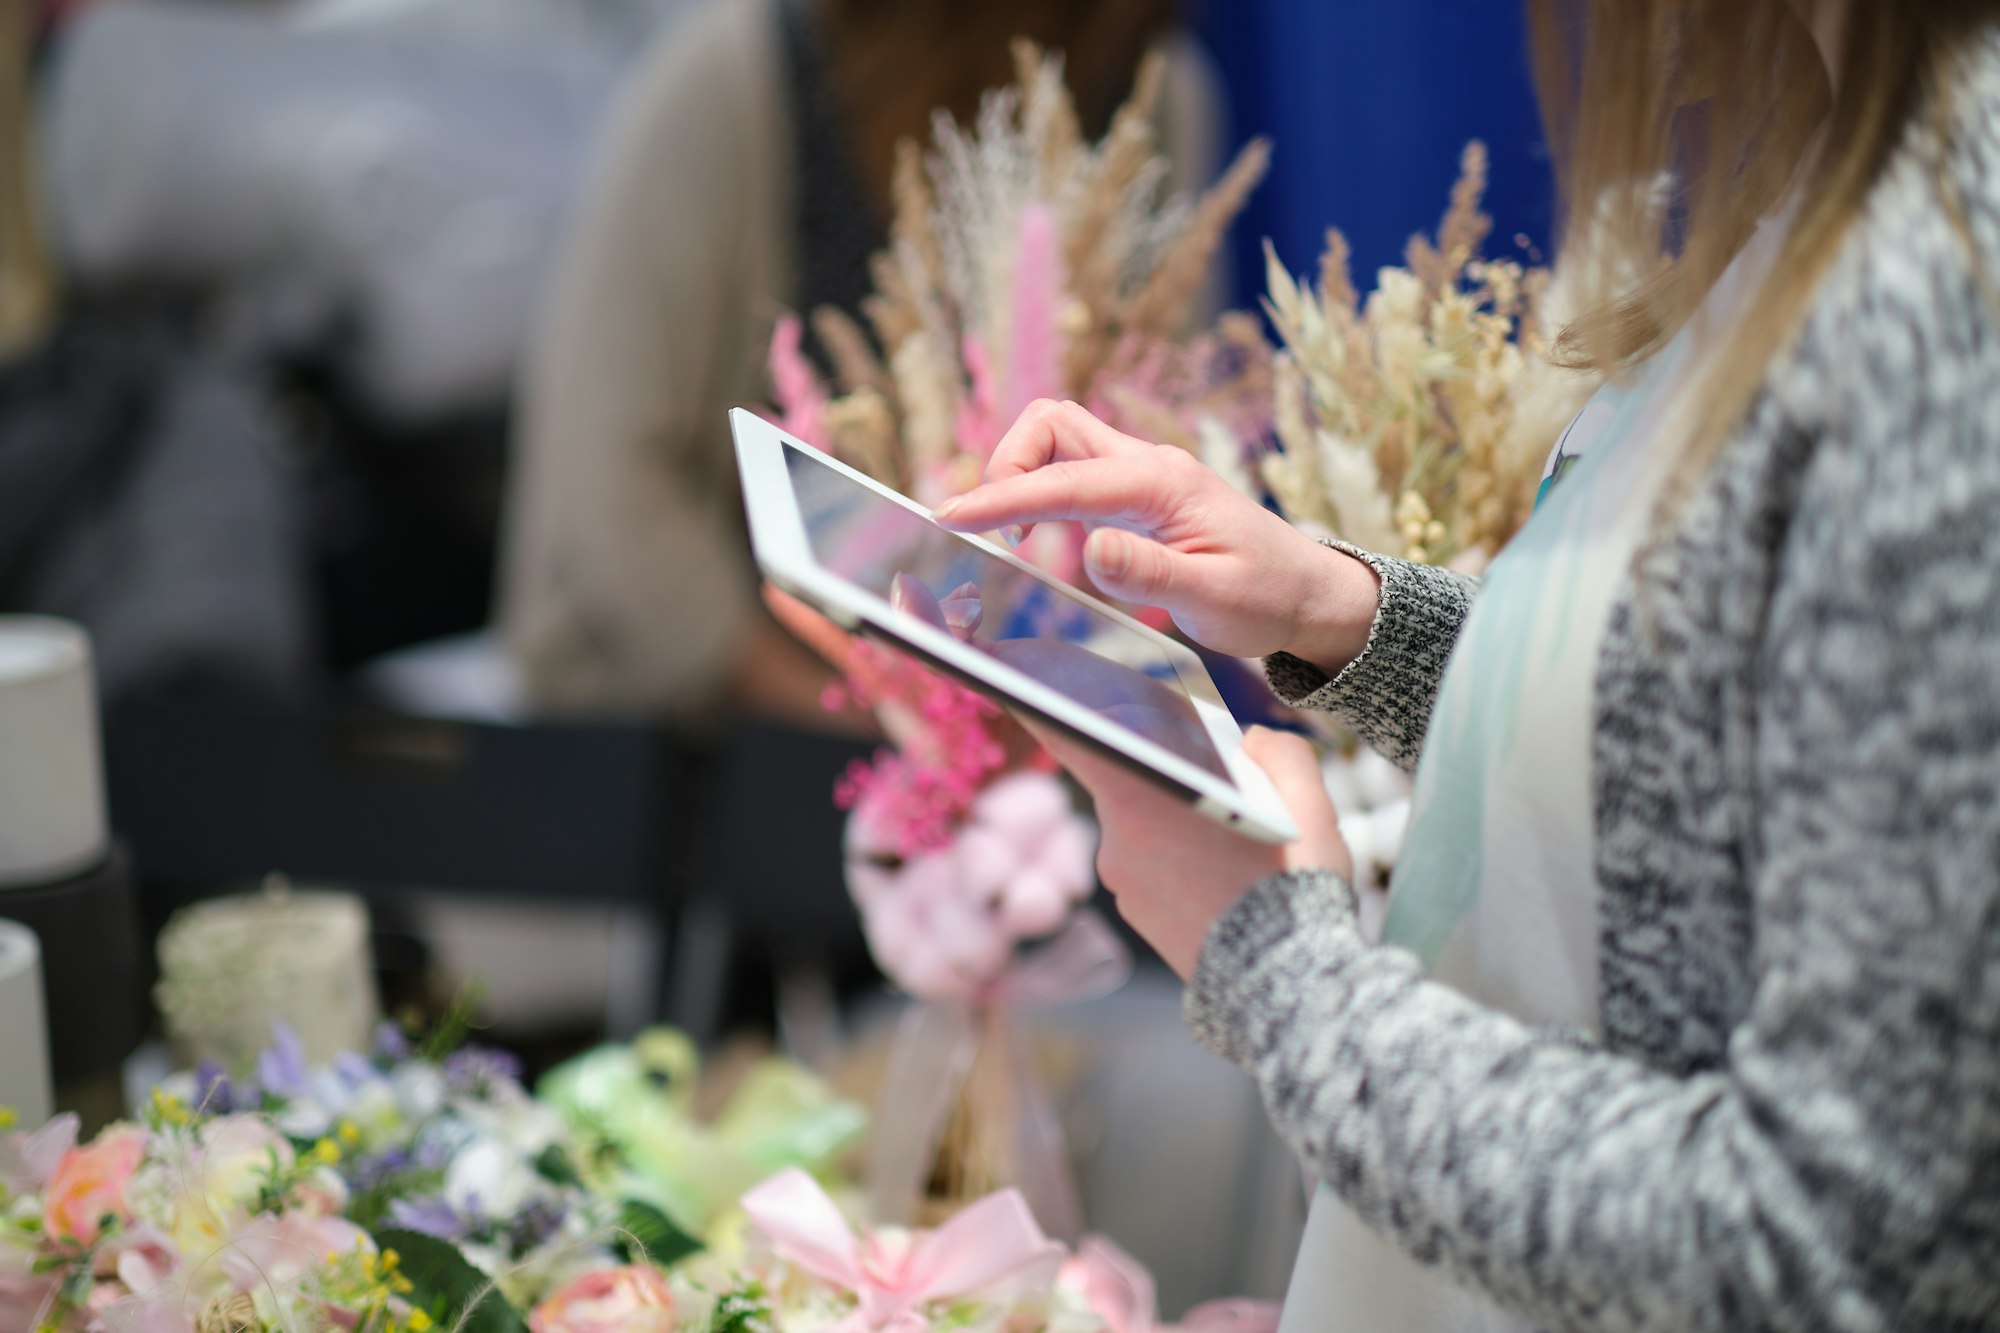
[934,399,1381,674]
[1024,719,1351,979]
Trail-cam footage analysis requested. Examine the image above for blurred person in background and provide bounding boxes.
[0,0,311,709]
[499,0,1220,728]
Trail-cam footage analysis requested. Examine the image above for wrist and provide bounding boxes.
[1282,541,1382,675]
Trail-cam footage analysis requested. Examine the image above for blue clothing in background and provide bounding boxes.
[1196,0,1553,303]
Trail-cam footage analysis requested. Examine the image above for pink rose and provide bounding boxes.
[44,1125,149,1246]
[529,1266,677,1333]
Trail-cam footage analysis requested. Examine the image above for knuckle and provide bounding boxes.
[1160,445,1203,482]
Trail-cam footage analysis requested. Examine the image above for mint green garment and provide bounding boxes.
[1275,355,1694,1333]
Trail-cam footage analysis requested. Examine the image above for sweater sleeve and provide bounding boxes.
[1187,383,2000,1329]
[1262,541,1478,772]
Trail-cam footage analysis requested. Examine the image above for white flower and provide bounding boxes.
[391,1062,448,1122]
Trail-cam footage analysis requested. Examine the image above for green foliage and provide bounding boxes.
[343,1164,447,1234]
[419,982,488,1064]
[373,1228,528,1333]
[612,1200,703,1270]
[532,1143,581,1187]
[710,1282,774,1333]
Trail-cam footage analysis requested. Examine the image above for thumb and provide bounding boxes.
[1241,727,1351,878]
[1084,527,1188,607]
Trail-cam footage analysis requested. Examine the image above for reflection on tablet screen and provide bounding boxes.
[785,443,1230,780]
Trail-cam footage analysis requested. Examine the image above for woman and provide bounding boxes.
[937,1,2000,1327]
[499,0,1213,726]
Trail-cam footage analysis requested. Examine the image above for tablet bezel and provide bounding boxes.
[730,407,1299,845]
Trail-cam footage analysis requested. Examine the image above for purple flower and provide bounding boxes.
[372,1022,412,1063]
[333,1051,379,1088]
[388,1194,466,1240]
[345,1147,414,1192]
[256,1023,310,1099]
[442,1047,523,1096]
[508,1196,568,1252]
[193,1061,255,1115]
[406,1128,454,1168]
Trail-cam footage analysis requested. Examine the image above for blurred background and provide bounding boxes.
[0,0,1548,1308]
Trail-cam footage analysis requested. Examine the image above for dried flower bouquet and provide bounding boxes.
[1256,143,1597,574]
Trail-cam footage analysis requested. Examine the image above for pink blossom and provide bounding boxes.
[215,1210,371,1297]
[853,839,1014,1001]
[529,1265,676,1333]
[845,772,1097,1000]
[832,639,1007,861]
[954,772,1097,938]
[99,1225,181,1295]
[44,1123,149,1245]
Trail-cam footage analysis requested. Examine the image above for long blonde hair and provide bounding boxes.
[1529,0,1998,482]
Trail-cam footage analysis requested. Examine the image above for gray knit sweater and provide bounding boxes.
[1184,41,2000,1333]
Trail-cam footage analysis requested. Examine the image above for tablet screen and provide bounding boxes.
[784,442,1231,780]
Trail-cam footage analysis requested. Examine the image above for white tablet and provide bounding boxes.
[730,408,1299,844]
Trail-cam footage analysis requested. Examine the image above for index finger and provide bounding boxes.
[933,456,1165,534]
[984,399,1150,486]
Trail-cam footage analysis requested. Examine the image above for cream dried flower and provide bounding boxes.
[1257,142,1598,571]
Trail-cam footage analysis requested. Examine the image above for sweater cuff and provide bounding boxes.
[1262,541,1476,772]
[1184,868,1361,1068]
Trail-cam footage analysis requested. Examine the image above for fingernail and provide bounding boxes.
[933,498,962,520]
[1001,525,1025,549]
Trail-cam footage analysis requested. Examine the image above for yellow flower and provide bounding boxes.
[406,1309,434,1332]
[149,1088,191,1127]
[0,1107,16,1130]
[337,1121,362,1147]
[309,1137,342,1167]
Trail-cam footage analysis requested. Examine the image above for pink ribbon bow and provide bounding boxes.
[740,1168,1067,1332]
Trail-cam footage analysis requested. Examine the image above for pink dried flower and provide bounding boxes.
[768,313,831,448]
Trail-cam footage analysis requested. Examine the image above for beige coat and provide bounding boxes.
[500,0,1218,717]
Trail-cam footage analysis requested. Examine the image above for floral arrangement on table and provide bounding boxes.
[0,1018,862,1333]
[0,1023,1272,1333]
[762,41,1277,1229]
[1254,141,1595,575]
